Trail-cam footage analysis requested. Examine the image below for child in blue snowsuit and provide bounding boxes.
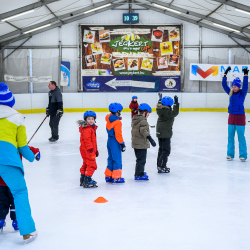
[0,82,38,244]
[104,103,126,184]
[222,67,248,161]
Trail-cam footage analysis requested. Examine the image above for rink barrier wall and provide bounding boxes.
[12,93,250,114]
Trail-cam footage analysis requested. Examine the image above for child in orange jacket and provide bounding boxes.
[105,103,126,184]
[77,111,98,188]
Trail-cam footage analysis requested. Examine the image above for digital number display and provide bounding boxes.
[123,13,139,24]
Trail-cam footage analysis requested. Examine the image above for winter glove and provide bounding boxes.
[174,95,178,104]
[242,67,249,75]
[87,148,96,159]
[224,66,231,76]
[96,150,99,157]
[56,109,63,118]
[121,143,126,152]
[46,107,49,116]
[147,136,156,147]
[158,92,162,101]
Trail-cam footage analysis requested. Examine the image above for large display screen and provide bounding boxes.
[81,24,182,92]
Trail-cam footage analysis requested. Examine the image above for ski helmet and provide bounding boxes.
[84,110,96,120]
[138,103,152,113]
[109,102,123,113]
[161,96,174,106]
[132,96,138,100]
[232,77,241,88]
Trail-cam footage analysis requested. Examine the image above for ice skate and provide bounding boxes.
[112,177,125,184]
[23,231,38,244]
[83,176,98,188]
[158,166,170,173]
[240,158,246,162]
[0,219,6,233]
[49,138,58,143]
[135,172,149,181]
[12,220,19,231]
[105,177,113,183]
[80,174,85,186]
[226,156,233,161]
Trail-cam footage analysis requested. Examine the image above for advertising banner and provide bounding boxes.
[81,24,182,92]
[190,64,250,81]
[60,61,70,86]
[4,75,52,83]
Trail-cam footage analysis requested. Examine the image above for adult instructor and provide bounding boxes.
[46,81,63,142]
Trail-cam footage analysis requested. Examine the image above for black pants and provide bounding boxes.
[157,138,171,168]
[134,149,147,177]
[49,115,61,139]
[0,186,16,221]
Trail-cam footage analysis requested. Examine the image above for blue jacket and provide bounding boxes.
[222,76,248,115]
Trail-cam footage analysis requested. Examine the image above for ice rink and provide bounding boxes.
[0,111,250,250]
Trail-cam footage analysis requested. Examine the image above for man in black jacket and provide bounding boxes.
[46,81,63,142]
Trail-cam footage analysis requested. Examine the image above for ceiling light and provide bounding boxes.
[213,23,240,33]
[24,24,52,34]
[2,10,34,22]
[235,8,250,15]
[83,3,112,14]
[153,3,181,14]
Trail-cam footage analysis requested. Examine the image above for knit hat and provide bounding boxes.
[232,77,241,88]
[0,82,15,107]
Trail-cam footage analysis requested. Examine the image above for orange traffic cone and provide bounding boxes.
[94,197,108,203]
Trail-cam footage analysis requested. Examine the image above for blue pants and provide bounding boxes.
[106,137,122,178]
[0,165,36,235]
[227,125,247,159]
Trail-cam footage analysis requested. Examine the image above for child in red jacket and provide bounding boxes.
[129,96,139,118]
[78,111,98,188]
[0,146,40,232]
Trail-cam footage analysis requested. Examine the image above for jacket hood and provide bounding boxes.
[132,115,146,126]
[0,104,19,119]
[157,103,171,110]
[77,120,88,127]
[106,113,122,123]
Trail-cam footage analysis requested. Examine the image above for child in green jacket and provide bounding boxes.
[156,94,179,173]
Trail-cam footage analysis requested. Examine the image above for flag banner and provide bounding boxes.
[60,61,70,86]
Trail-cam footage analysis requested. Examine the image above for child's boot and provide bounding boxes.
[158,166,170,173]
[23,231,38,244]
[12,220,19,231]
[80,174,85,186]
[105,177,113,183]
[112,177,125,184]
[0,219,6,232]
[83,176,98,188]
[135,172,149,180]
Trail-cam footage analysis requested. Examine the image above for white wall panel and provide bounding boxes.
[13,93,250,111]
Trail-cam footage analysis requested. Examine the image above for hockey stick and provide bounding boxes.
[28,115,48,144]
[149,125,155,128]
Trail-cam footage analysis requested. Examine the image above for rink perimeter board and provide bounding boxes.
[79,24,184,92]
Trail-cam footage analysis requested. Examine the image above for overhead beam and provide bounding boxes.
[229,36,250,54]
[212,0,250,13]
[0,2,126,46]
[0,0,59,21]
[143,0,250,34]
[4,37,32,60]
[0,0,121,42]
[197,3,223,23]
[135,2,250,43]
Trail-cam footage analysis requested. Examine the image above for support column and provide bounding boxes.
[199,26,202,92]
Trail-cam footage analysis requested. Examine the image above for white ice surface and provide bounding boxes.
[0,112,250,250]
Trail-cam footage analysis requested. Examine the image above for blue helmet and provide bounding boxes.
[161,96,174,106]
[232,77,241,88]
[132,96,138,100]
[84,110,96,119]
[109,102,123,113]
[138,103,152,113]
